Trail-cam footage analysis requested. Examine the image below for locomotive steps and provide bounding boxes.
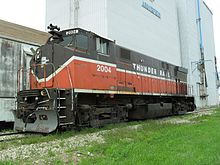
[0,108,218,164]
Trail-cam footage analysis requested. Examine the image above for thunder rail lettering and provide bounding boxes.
[132,63,170,78]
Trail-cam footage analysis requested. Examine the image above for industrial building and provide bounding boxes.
[0,19,49,123]
[46,0,219,108]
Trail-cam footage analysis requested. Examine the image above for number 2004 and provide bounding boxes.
[97,64,111,73]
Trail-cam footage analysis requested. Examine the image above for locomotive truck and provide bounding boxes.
[14,25,195,133]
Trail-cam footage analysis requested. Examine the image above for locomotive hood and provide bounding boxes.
[31,43,74,81]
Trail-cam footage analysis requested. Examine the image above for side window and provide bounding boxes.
[75,34,88,50]
[120,48,131,61]
[96,37,109,55]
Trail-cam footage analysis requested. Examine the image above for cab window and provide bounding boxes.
[59,36,73,46]
[75,34,88,50]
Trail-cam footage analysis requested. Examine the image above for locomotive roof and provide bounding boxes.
[61,28,115,43]
[59,27,187,73]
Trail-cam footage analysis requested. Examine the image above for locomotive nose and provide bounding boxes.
[14,89,59,134]
[14,110,58,133]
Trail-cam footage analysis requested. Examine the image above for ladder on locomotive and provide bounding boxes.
[57,66,74,127]
[57,89,75,127]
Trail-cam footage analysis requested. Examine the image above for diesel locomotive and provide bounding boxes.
[14,25,195,133]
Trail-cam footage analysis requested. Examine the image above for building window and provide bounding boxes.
[96,37,109,55]
[75,34,88,50]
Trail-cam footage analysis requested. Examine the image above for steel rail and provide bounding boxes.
[0,132,25,137]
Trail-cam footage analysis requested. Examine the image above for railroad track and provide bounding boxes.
[0,132,37,143]
[0,132,25,143]
[0,132,25,137]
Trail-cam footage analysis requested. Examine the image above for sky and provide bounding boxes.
[0,0,219,68]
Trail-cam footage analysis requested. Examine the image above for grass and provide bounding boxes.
[0,108,220,164]
[0,120,147,151]
[80,109,220,165]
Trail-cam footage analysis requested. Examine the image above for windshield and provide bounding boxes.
[59,36,73,46]
[48,33,89,50]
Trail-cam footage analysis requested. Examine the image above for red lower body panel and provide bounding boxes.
[30,59,187,95]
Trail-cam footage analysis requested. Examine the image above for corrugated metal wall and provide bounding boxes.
[176,0,218,107]
[106,0,181,65]
[201,3,219,106]
[176,0,202,106]
[46,0,181,65]
[78,0,107,37]
[0,39,20,98]
[46,0,108,36]
[0,20,49,122]
[0,38,38,122]
[46,0,71,30]
[0,39,20,122]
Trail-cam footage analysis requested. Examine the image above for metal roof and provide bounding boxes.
[0,19,50,45]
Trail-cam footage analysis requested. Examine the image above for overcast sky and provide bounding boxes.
[0,0,219,68]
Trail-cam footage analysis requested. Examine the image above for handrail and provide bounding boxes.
[31,63,59,89]
[66,66,73,89]
[66,66,74,111]
[17,63,59,92]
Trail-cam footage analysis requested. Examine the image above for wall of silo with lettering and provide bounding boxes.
[106,0,181,66]
[46,0,182,65]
